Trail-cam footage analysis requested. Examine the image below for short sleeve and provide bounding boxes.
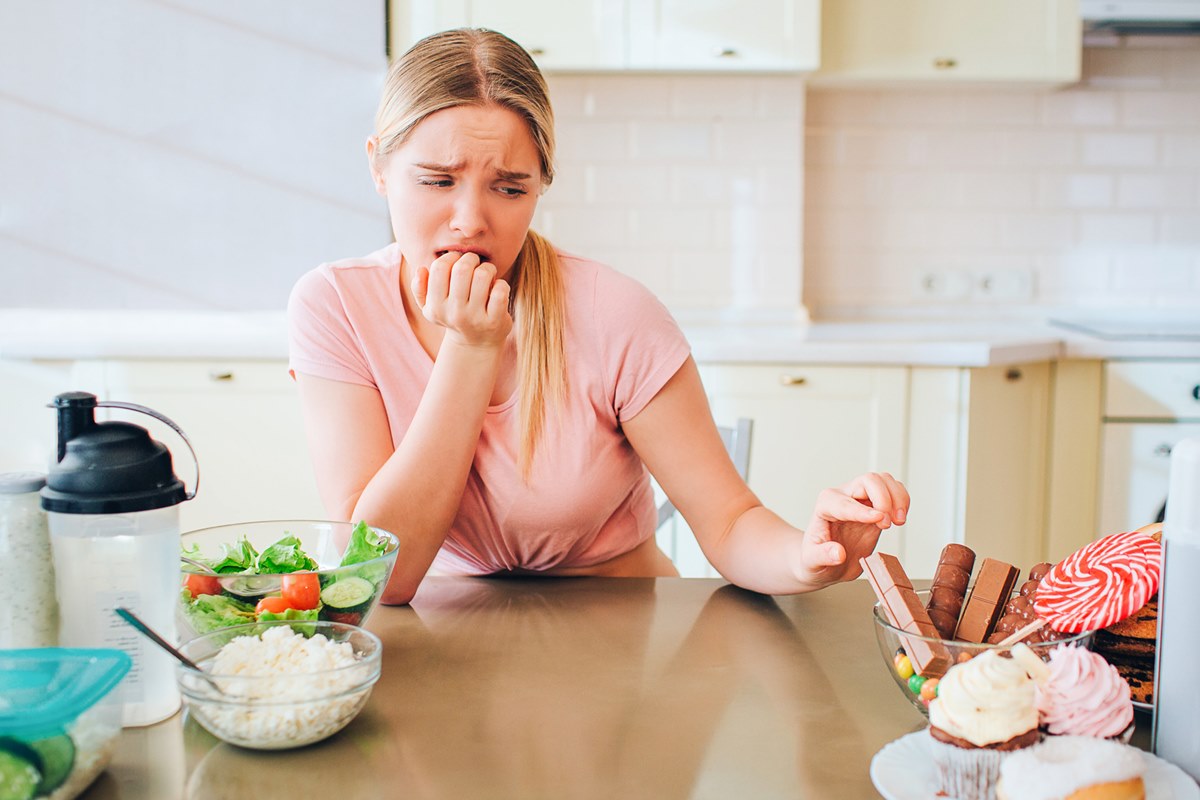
[287,266,375,387]
[592,268,691,423]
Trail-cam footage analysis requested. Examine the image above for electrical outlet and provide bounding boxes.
[913,269,971,301]
[973,269,1033,302]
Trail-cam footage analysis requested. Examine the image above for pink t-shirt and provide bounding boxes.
[287,243,691,575]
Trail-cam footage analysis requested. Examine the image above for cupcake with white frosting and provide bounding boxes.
[927,646,1042,800]
[995,735,1145,800]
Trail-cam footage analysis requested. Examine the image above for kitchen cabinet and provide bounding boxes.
[657,364,908,578]
[812,0,1081,85]
[390,0,819,72]
[0,359,89,475]
[72,360,324,533]
[661,361,1056,580]
[627,0,819,72]
[1097,359,1200,537]
[913,363,1053,574]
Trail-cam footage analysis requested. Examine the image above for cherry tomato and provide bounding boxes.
[184,573,222,597]
[324,610,363,626]
[281,573,322,610]
[255,596,291,615]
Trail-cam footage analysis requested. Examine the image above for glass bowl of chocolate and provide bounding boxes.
[864,547,1092,719]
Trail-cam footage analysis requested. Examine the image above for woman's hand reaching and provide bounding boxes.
[412,251,512,349]
[797,472,909,588]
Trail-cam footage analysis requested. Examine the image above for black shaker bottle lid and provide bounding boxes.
[40,392,187,514]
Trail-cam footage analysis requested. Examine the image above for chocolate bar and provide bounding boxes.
[988,561,1068,645]
[954,558,1020,643]
[925,543,976,639]
[861,552,952,677]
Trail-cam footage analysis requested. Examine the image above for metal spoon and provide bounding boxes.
[180,556,280,598]
[114,607,226,695]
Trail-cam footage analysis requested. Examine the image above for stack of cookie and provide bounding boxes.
[1091,522,1161,705]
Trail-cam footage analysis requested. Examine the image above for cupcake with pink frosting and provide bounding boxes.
[1034,644,1135,742]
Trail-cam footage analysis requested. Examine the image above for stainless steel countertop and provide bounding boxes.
[78,577,1155,799]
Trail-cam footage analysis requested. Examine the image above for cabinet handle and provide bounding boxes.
[1005,368,1023,382]
[933,57,958,70]
[1193,384,1199,401]
[208,370,234,382]
[779,375,807,387]
[528,47,546,57]
[1154,443,1174,458]
[714,47,739,59]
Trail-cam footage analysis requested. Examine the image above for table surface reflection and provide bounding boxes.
[79,576,1152,799]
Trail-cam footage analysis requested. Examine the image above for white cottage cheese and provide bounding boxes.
[187,626,376,749]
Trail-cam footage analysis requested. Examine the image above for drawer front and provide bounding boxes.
[84,359,292,393]
[1104,361,1200,420]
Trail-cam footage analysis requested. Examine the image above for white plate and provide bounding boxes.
[870,731,1199,800]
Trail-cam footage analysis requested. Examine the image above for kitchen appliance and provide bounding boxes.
[1081,0,1200,33]
[1152,437,1200,779]
[41,391,198,727]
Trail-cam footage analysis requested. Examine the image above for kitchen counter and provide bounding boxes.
[1,309,1197,366]
[80,577,1157,800]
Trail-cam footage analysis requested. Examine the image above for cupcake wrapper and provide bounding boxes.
[928,735,1008,800]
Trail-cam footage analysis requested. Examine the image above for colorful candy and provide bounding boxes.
[894,652,914,680]
[908,674,927,695]
[919,677,940,701]
[1035,531,1161,634]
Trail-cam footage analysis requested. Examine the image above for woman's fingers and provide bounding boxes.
[839,472,908,527]
[411,266,430,309]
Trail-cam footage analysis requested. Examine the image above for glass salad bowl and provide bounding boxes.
[177,520,399,642]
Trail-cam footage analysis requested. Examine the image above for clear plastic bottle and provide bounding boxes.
[41,392,197,728]
[0,472,59,648]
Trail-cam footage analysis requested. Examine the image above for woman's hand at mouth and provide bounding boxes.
[412,251,512,349]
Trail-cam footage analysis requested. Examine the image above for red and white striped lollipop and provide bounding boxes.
[1034,530,1162,634]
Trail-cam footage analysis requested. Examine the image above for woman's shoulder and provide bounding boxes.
[556,249,662,312]
[290,243,402,311]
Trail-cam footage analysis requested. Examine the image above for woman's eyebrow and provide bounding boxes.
[496,168,532,181]
[413,160,463,172]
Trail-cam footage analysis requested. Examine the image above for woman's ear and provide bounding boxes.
[366,136,386,195]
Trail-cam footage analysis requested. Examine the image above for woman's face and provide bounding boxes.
[369,104,543,281]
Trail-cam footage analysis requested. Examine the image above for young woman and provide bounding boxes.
[288,28,908,605]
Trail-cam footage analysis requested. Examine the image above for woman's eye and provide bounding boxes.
[417,177,452,187]
[498,186,528,197]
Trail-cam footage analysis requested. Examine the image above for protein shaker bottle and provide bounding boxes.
[41,391,198,727]
[1152,436,1200,779]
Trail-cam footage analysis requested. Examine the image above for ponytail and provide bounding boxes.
[513,229,567,480]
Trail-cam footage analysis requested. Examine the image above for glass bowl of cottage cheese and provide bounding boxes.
[175,620,381,750]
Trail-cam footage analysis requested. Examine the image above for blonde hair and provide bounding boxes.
[373,28,567,479]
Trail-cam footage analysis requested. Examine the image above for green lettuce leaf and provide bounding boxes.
[209,536,259,574]
[180,590,257,634]
[339,521,388,567]
[256,607,321,623]
[256,534,318,574]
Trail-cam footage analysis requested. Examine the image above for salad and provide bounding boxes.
[180,522,391,634]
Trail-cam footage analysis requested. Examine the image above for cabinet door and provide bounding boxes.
[393,1,626,70]
[87,361,324,533]
[0,360,91,474]
[815,0,1080,84]
[701,364,908,527]
[629,0,820,71]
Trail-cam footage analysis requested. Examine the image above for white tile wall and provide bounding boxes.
[805,41,1200,316]
[538,75,807,322]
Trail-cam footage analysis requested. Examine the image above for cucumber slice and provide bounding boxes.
[0,748,41,800]
[30,735,74,795]
[320,576,374,613]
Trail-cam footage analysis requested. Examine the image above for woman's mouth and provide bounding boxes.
[436,248,491,263]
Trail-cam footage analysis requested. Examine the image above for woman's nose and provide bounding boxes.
[449,188,487,238]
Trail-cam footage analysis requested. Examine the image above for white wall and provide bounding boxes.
[0,1,389,310]
[803,40,1200,317]
[4,7,1198,321]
